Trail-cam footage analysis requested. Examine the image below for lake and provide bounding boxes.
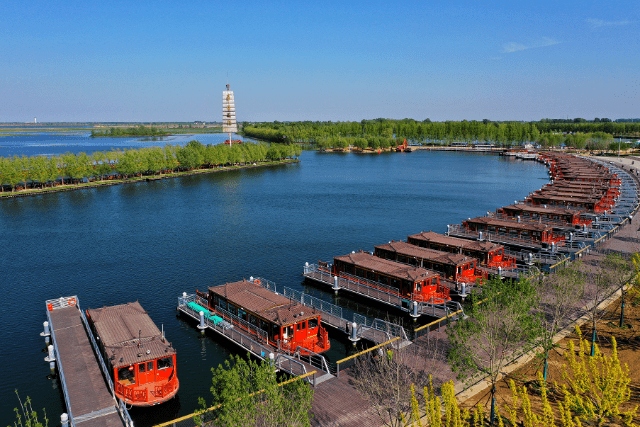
[0,137,548,425]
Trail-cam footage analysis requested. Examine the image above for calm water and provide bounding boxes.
[0,132,249,157]
[0,141,548,425]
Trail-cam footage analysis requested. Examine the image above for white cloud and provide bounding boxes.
[501,37,560,53]
[586,18,632,28]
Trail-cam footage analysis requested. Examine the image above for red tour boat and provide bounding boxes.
[196,279,330,355]
[86,302,179,406]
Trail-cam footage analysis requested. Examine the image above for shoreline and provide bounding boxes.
[0,159,299,199]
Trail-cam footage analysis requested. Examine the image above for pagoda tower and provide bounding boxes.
[222,83,237,146]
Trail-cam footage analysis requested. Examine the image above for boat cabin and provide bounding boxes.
[200,280,329,354]
[332,251,450,303]
[459,217,564,247]
[497,204,591,227]
[86,302,179,407]
[407,231,515,269]
[374,240,485,285]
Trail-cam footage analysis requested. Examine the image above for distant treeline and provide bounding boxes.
[0,141,301,193]
[90,125,169,137]
[243,119,640,148]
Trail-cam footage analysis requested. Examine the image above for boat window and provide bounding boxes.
[139,363,146,373]
[308,318,318,329]
[284,325,294,338]
[147,361,153,371]
[157,356,173,370]
[118,366,135,383]
[219,299,227,310]
[415,283,422,292]
[297,323,302,331]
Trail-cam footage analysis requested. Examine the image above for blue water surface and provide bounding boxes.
[0,141,549,425]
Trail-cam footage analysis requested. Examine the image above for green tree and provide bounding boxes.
[196,353,313,427]
[8,390,49,427]
[534,263,586,380]
[447,276,540,425]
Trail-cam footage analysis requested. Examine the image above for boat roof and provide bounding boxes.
[208,280,319,326]
[375,241,475,266]
[500,204,584,216]
[528,194,599,203]
[86,302,175,368]
[464,217,553,231]
[334,251,439,282]
[408,231,503,252]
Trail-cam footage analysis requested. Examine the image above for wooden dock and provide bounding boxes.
[45,296,132,427]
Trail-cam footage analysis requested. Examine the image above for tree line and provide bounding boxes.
[243,119,640,149]
[90,125,169,137]
[0,141,301,192]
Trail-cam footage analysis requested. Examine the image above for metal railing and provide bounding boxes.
[304,264,405,307]
[273,353,309,379]
[215,305,269,344]
[265,271,411,344]
[78,305,135,427]
[178,294,274,360]
[45,296,134,427]
[353,314,408,342]
[293,346,332,375]
[45,302,76,427]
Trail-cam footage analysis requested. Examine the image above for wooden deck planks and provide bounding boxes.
[50,307,123,427]
[311,368,380,427]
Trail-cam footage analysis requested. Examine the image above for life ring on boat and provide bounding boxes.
[68,298,76,306]
[254,279,261,285]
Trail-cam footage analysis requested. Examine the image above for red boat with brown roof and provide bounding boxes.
[407,231,516,269]
[373,240,486,285]
[331,251,450,303]
[196,279,330,355]
[86,302,179,407]
[497,204,592,227]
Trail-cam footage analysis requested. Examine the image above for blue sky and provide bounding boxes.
[1,1,638,122]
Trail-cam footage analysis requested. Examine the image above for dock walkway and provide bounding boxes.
[45,296,132,427]
[177,294,334,386]
[302,264,462,320]
[252,275,411,346]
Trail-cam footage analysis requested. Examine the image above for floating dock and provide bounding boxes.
[302,263,463,319]
[43,296,133,427]
[177,293,334,386]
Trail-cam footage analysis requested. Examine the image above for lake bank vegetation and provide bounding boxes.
[243,118,640,151]
[90,125,169,137]
[0,141,301,194]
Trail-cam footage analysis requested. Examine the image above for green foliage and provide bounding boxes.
[447,277,541,393]
[8,391,48,427]
[195,353,313,427]
[90,125,169,138]
[246,119,640,148]
[0,141,295,192]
